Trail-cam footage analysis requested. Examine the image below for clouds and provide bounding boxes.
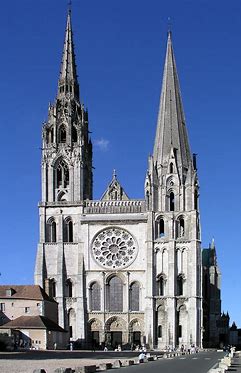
[94,138,109,151]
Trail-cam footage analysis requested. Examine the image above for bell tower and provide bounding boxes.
[35,10,92,337]
[41,10,92,204]
[145,32,202,348]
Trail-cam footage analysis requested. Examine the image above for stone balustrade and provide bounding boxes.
[84,200,146,214]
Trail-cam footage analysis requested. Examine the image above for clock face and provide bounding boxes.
[91,227,138,269]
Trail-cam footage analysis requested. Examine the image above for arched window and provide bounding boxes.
[157,276,165,296]
[49,278,56,298]
[72,125,77,143]
[177,310,182,338]
[90,282,101,311]
[158,325,162,338]
[68,308,75,339]
[66,279,73,298]
[46,128,54,144]
[169,163,174,173]
[63,218,73,242]
[180,218,185,236]
[194,189,198,210]
[177,275,184,296]
[170,192,175,211]
[129,282,140,311]
[46,218,56,242]
[56,159,69,188]
[146,191,150,209]
[155,218,165,238]
[159,219,165,237]
[59,125,66,143]
[177,217,185,238]
[106,276,123,312]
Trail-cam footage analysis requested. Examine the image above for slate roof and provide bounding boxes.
[0,315,66,332]
[0,285,56,303]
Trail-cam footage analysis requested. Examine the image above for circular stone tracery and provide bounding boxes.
[92,228,138,269]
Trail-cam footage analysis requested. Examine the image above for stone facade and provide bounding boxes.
[35,12,202,349]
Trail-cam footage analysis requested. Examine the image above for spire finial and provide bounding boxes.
[58,4,80,100]
[113,169,117,179]
[167,17,172,35]
[68,0,72,13]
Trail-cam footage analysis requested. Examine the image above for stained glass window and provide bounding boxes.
[90,282,101,311]
[107,276,123,312]
[129,282,140,311]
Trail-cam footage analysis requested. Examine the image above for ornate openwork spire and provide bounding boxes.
[58,10,79,99]
[153,32,192,171]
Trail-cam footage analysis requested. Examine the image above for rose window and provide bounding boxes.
[92,228,138,269]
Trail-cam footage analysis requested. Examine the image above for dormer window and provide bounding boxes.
[6,288,15,297]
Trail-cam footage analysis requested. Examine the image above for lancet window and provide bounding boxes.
[194,189,198,210]
[158,325,162,338]
[169,162,174,173]
[106,276,123,312]
[156,218,165,238]
[169,192,175,211]
[55,159,69,188]
[72,125,78,143]
[177,217,185,238]
[129,282,140,311]
[63,217,73,242]
[59,125,66,143]
[157,275,165,296]
[177,275,184,296]
[48,278,56,298]
[66,279,73,298]
[90,282,101,311]
[46,218,56,243]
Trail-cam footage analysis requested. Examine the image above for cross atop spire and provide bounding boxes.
[153,32,192,173]
[58,10,79,100]
[112,169,117,180]
[68,0,72,13]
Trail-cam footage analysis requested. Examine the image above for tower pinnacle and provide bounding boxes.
[58,10,79,99]
[153,32,192,172]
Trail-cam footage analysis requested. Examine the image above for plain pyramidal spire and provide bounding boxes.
[153,31,192,172]
[58,10,79,99]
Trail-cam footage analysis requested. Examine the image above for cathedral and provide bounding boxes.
[34,10,203,350]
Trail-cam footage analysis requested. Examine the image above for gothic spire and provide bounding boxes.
[58,10,79,99]
[153,32,192,172]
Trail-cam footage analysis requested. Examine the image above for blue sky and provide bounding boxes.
[0,0,241,325]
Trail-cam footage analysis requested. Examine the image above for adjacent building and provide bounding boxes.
[35,11,202,349]
[0,285,66,349]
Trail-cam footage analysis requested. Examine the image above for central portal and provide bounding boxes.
[105,316,126,349]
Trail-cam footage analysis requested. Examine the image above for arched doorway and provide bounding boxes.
[105,316,126,350]
[129,319,142,349]
[89,319,102,349]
